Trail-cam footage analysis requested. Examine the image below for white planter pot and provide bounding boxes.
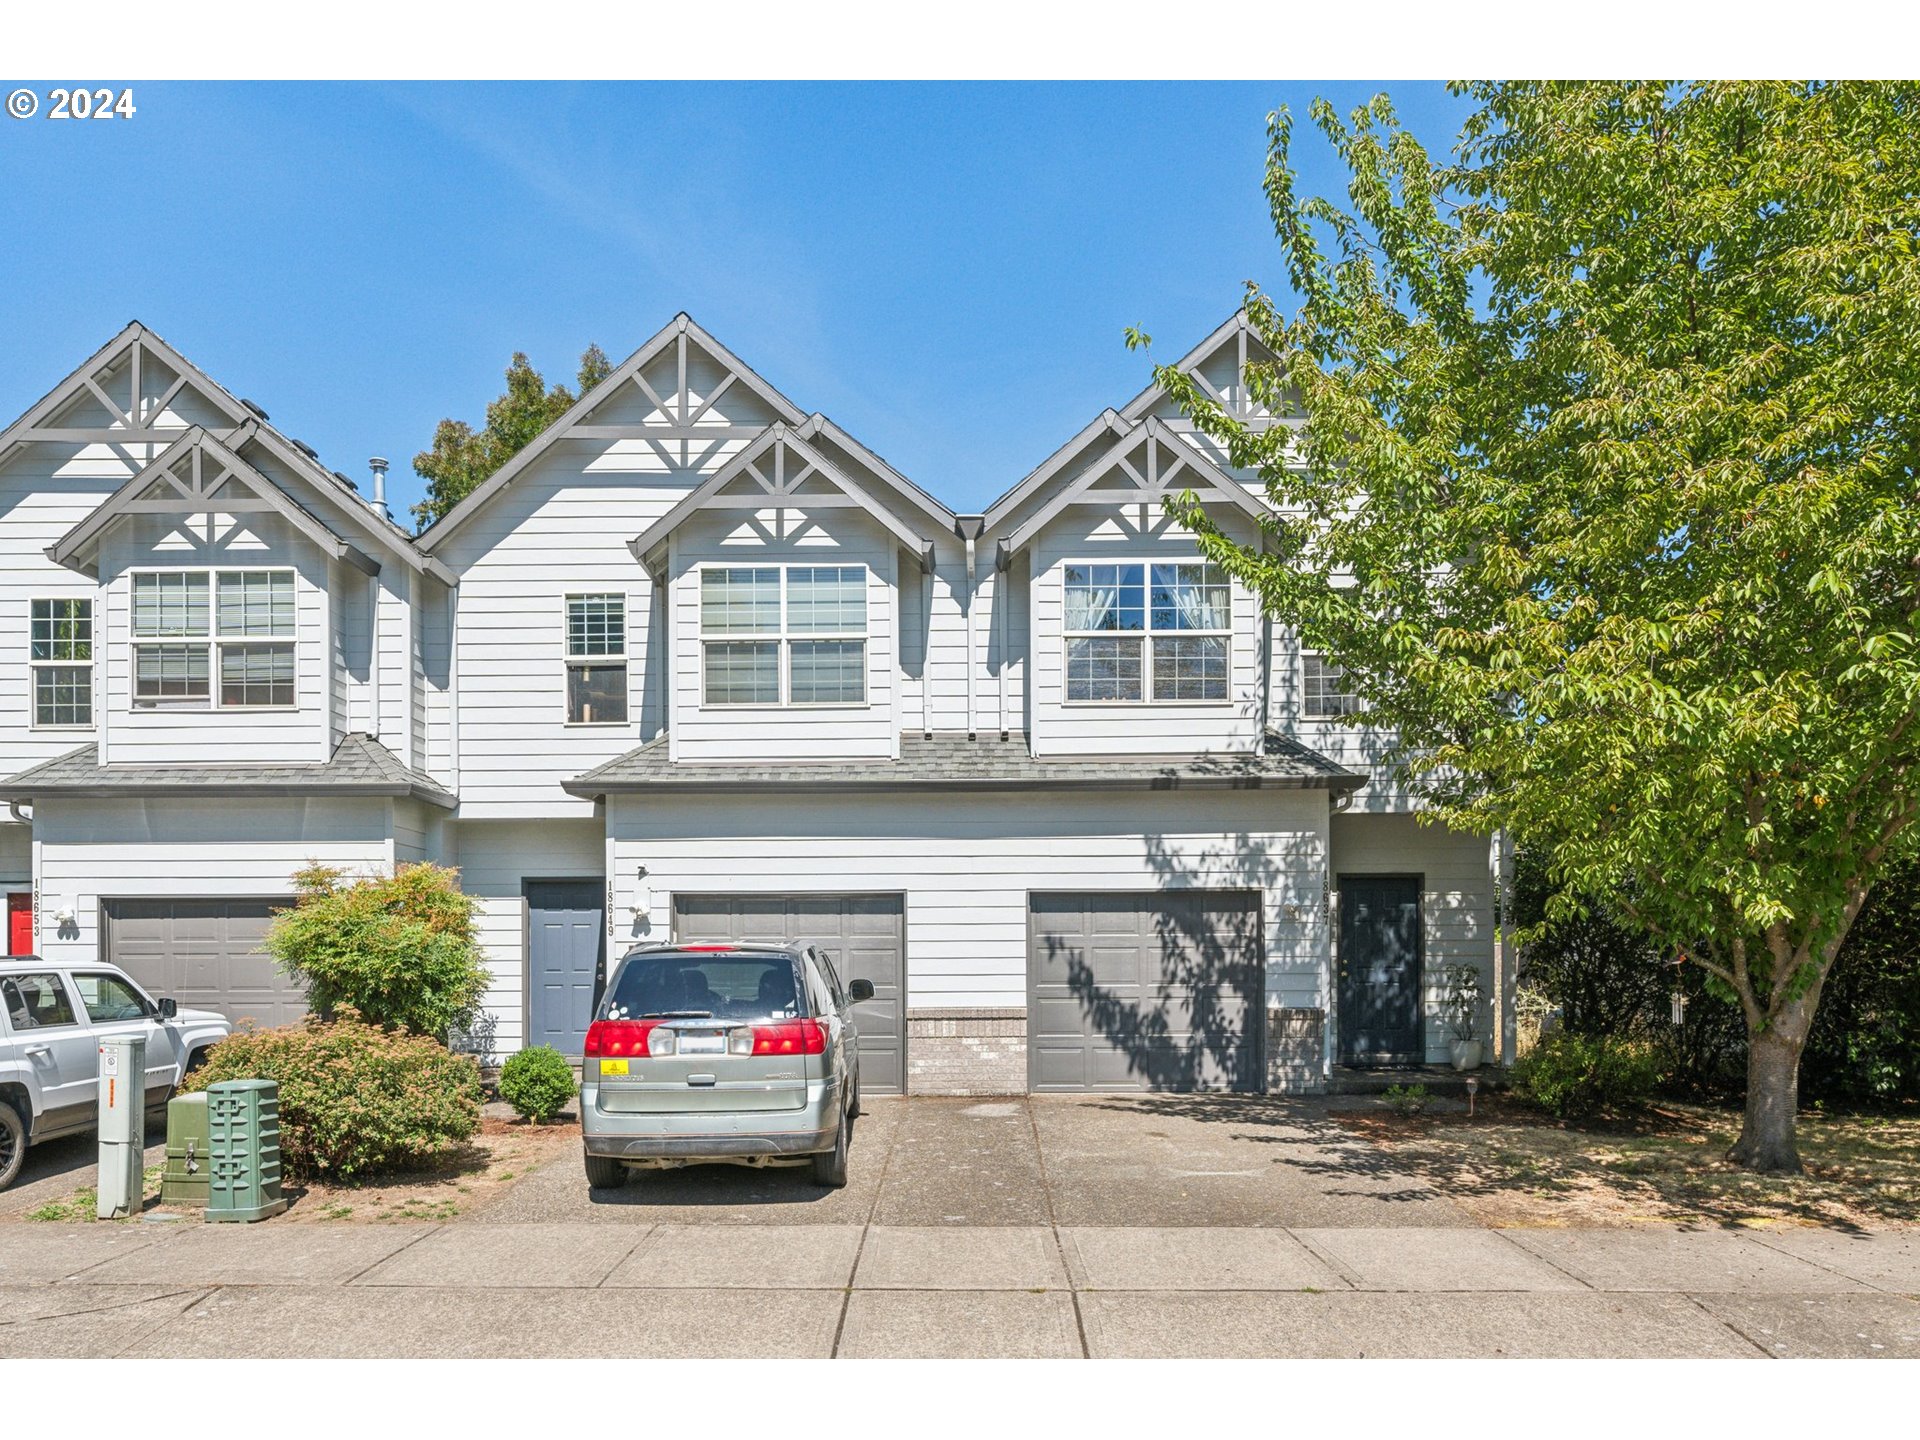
[1450,1039,1485,1072]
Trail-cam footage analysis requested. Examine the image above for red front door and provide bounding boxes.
[6,894,31,956]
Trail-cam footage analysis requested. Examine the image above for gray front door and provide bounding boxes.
[527,880,606,1056]
[1337,875,1425,1065]
[103,897,302,1030]
[1028,891,1265,1093]
[673,893,906,1094]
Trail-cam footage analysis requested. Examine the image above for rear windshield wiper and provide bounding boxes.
[638,1010,713,1020]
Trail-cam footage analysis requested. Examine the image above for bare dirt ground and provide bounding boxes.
[1327,1095,1920,1230]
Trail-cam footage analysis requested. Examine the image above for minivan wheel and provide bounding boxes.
[0,1100,26,1193]
[584,1152,627,1191]
[810,1110,850,1188]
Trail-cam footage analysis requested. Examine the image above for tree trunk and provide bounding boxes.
[1727,1027,1806,1174]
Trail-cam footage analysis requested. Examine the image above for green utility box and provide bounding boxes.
[205,1079,288,1223]
[160,1092,211,1208]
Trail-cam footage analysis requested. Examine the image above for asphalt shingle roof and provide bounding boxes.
[0,733,458,809]
[565,730,1362,797]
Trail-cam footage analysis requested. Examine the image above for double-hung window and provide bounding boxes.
[132,569,295,709]
[700,564,868,706]
[565,594,628,724]
[29,598,93,728]
[1301,653,1362,718]
[1063,561,1230,703]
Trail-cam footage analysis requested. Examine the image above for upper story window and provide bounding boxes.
[30,597,93,728]
[700,564,868,707]
[132,569,295,710]
[1302,652,1363,718]
[1064,561,1230,703]
[565,593,628,724]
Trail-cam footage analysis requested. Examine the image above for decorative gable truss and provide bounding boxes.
[988,410,1272,567]
[418,313,814,553]
[628,416,950,580]
[2,321,452,585]
[48,424,380,578]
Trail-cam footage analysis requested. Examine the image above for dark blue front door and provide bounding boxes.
[1337,875,1424,1064]
[527,880,605,1055]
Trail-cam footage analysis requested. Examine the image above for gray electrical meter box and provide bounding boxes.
[96,1034,146,1220]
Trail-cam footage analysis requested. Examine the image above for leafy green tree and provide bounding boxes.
[411,344,612,529]
[265,862,492,1042]
[1141,82,1920,1171]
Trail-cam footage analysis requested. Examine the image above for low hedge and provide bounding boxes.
[185,1009,482,1181]
[1514,1031,1659,1120]
[498,1044,576,1124]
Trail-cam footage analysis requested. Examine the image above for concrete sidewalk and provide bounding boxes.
[2,1222,1916,1357]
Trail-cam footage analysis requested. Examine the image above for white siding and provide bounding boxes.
[29,796,394,970]
[668,507,899,761]
[95,512,332,765]
[1329,811,1496,1063]
[607,787,1328,1012]
[451,817,605,1055]
[1025,506,1267,757]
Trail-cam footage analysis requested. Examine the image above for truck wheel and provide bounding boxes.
[810,1110,850,1188]
[0,1100,25,1192]
[584,1152,627,1190]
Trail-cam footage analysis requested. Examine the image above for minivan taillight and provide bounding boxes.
[584,1019,661,1057]
[750,1019,826,1056]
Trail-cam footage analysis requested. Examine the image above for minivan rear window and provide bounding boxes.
[602,952,806,1024]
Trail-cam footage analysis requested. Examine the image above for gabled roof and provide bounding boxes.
[627,415,949,577]
[48,424,380,579]
[0,321,450,582]
[0,734,457,809]
[1116,307,1279,423]
[566,730,1361,798]
[417,313,810,554]
[983,410,1272,566]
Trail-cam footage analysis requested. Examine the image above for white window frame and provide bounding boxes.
[28,596,95,730]
[696,562,871,709]
[562,592,630,727]
[1301,651,1363,719]
[1061,558,1233,706]
[129,566,298,712]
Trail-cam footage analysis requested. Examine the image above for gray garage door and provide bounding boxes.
[104,897,305,1030]
[1028,891,1265,1092]
[674,893,906,1095]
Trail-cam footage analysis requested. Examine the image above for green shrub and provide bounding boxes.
[1514,1032,1658,1119]
[265,862,490,1041]
[499,1045,576,1124]
[1381,1083,1431,1116]
[185,1010,482,1181]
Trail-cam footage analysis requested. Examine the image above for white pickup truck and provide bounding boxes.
[0,956,233,1190]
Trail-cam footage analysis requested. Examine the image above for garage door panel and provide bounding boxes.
[1028,891,1264,1094]
[105,898,303,1031]
[675,893,906,1095]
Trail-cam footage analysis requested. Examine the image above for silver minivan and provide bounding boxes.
[579,941,871,1190]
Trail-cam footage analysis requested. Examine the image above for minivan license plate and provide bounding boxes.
[678,1031,725,1054]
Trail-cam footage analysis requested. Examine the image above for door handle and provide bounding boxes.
[25,1045,50,1058]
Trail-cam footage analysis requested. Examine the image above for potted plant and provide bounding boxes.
[1441,963,1484,1070]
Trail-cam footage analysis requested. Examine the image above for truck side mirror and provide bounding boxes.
[848,979,875,1003]
[157,997,178,1020]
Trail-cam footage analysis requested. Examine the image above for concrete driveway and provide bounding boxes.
[3,1095,1918,1358]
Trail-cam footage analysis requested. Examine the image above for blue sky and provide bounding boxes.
[0,82,1471,521]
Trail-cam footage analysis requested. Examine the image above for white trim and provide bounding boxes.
[561,591,632,727]
[127,565,300,712]
[1060,557,1233,707]
[26,595,97,731]
[694,561,871,710]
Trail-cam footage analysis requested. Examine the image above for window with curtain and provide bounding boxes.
[1064,560,1229,702]
[565,593,628,723]
[133,570,294,709]
[700,564,868,706]
[30,597,93,727]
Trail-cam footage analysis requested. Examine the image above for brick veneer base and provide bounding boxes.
[906,1007,1027,1095]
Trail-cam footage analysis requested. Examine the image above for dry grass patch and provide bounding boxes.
[1330,1096,1920,1229]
